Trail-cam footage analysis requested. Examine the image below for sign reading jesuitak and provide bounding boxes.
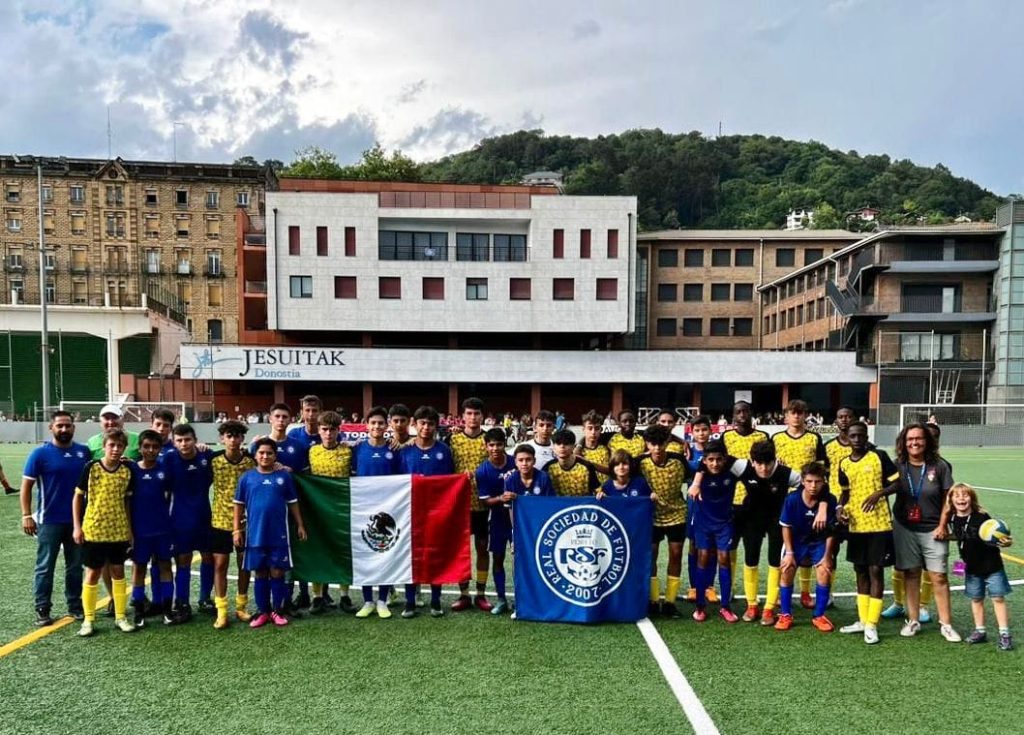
[182,345,347,380]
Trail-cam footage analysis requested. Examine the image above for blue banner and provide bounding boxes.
[513,497,653,624]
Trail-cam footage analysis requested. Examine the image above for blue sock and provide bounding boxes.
[362,586,374,603]
[255,577,271,613]
[175,566,191,605]
[718,563,732,608]
[199,561,214,602]
[160,580,174,608]
[430,585,442,607]
[379,585,392,601]
[132,584,146,603]
[814,583,829,617]
[687,552,698,590]
[150,561,162,603]
[709,555,718,589]
[695,565,708,608]
[405,584,416,607]
[494,565,507,600]
[780,584,793,615]
[271,577,287,611]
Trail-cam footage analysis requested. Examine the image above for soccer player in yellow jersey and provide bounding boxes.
[208,420,256,628]
[72,429,135,636]
[822,406,855,610]
[576,410,611,482]
[720,401,770,614]
[446,397,494,612]
[307,410,356,614]
[772,399,826,607]
[607,409,645,458]
[543,430,600,497]
[638,425,690,619]
[836,421,900,644]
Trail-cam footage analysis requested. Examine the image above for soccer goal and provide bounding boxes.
[59,400,188,425]
[898,403,1024,447]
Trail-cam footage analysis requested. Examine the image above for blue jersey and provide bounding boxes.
[399,442,454,476]
[251,436,309,472]
[353,441,399,476]
[163,448,214,531]
[476,456,516,501]
[600,475,652,498]
[233,469,297,548]
[23,441,91,525]
[780,491,837,546]
[130,461,171,538]
[695,463,737,527]
[159,439,176,458]
[685,442,705,474]
[504,469,555,497]
[286,425,321,449]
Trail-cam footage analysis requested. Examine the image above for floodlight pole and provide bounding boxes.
[37,163,50,418]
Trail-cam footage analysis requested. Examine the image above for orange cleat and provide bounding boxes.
[811,615,834,632]
[760,608,777,627]
[742,605,760,622]
[706,588,720,604]
[774,613,794,631]
[685,588,697,602]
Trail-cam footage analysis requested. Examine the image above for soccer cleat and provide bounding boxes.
[661,602,682,619]
[718,607,739,624]
[900,620,921,637]
[647,602,660,618]
[706,588,720,604]
[355,602,375,618]
[451,595,472,612]
[684,588,697,603]
[173,603,193,624]
[773,613,794,631]
[338,595,357,615]
[940,624,961,643]
[249,612,270,628]
[197,599,216,616]
[863,625,879,644]
[430,602,445,618]
[760,608,777,627]
[692,608,707,623]
[491,600,510,616]
[271,611,289,627]
[132,601,146,629]
[114,617,135,633]
[839,621,865,634]
[880,603,905,620]
[213,616,229,630]
[998,633,1014,651]
[376,600,392,619]
[742,605,759,623]
[965,629,987,644]
[68,607,85,622]
[78,621,95,637]
[295,591,312,610]
[811,615,834,632]
[235,608,253,623]
[401,605,417,619]
[918,607,932,624]
[323,590,336,608]
[34,608,54,627]
[799,592,814,610]
[163,611,177,626]
[310,597,327,615]
[474,595,494,612]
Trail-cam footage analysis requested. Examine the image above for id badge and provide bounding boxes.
[906,504,922,523]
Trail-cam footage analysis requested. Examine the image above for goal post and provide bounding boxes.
[59,400,188,425]
[897,403,1024,448]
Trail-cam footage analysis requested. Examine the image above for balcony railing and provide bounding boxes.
[244,233,266,246]
[244,280,267,294]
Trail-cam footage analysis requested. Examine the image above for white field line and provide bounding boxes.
[974,485,1024,495]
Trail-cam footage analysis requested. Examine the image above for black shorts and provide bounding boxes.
[207,528,234,555]
[653,523,686,544]
[846,531,894,567]
[83,540,130,569]
[470,509,489,539]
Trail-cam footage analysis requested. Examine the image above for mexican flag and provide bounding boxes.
[290,473,471,586]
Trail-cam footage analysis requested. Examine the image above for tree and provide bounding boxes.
[283,146,345,178]
[339,143,421,181]
[232,156,259,167]
[810,201,841,229]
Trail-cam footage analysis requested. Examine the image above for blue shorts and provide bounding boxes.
[965,570,1012,600]
[694,522,733,552]
[792,541,828,567]
[244,545,292,572]
[171,526,209,555]
[489,527,512,554]
[686,499,696,540]
[131,534,172,564]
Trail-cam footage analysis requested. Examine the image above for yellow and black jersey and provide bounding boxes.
[637,452,690,527]
[309,443,353,479]
[838,449,899,533]
[721,428,770,505]
[607,432,646,458]
[823,437,853,495]
[447,431,489,512]
[542,458,600,497]
[772,430,826,475]
[210,451,256,531]
[577,443,611,484]
[76,460,134,542]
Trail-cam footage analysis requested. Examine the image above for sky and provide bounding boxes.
[2,0,1022,194]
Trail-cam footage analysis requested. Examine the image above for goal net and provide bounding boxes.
[898,403,1024,447]
[59,400,188,425]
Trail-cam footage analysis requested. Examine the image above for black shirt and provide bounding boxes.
[894,461,953,533]
[951,512,1004,577]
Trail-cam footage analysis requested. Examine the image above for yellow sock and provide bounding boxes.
[856,593,869,625]
[650,577,662,603]
[235,593,248,610]
[476,569,489,585]
[665,576,681,603]
[112,578,127,619]
[743,566,759,608]
[83,582,98,622]
[892,570,905,607]
[312,583,324,597]
[215,595,228,622]
[920,575,934,606]
[867,597,883,626]
[764,566,781,610]
[339,585,349,596]
[799,566,812,594]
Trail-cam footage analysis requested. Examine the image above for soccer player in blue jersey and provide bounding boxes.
[286,394,323,449]
[476,428,516,615]
[129,430,174,627]
[775,463,838,632]
[233,438,307,628]
[596,449,652,499]
[684,416,716,603]
[164,424,214,623]
[399,405,455,618]
[20,410,90,626]
[504,444,555,498]
[688,440,739,622]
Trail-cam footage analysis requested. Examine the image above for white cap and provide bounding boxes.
[99,404,123,418]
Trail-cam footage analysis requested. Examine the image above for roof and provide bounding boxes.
[277,179,559,195]
[0,154,270,184]
[638,229,861,241]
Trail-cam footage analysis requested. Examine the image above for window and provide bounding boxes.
[379,230,448,261]
[553,229,564,259]
[902,284,960,313]
[288,226,300,255]
[733,318,753,336]
[580,229,591,259]
[44,252,56,271]
[658,248,678,267]
[175,189,189,207]
[805,248,823,266]
[656,318,677,337]
[205,216,221,239]
[710,318,730,336]
[456,233,489,261]
[776,248,795,267]
[682,318,702,336]
[553,278,575,300]
[711,283,730,301]
[735,248,754,266]
[105,185,124,206]
[71,248,88,272]
[510,278,531,300]
[5,247,23,270]
[607,229,619,258]
[684,249,704,267]
[6,210,21,232]
[44,280,55,304]
[43,211,54,234]
[208,319,223,343]
[144,214,159,238]
[466,278,488,300]
[207,283,223,308]
[423,277,445,300]
[4,184,19,203]
[69,185,84,204]
[344,227,356,257]
[206,250,222,276]
[493,234,527,262]
[683,284,703,301]
[145,189,158,205]
[379,277,401,299]
[316,226,329,256]
[596,278,617,300]
[734,283,754,301]
[72,279,87,304]
[205,191,220,208]
[176,250,191,274]
[41,185,52,203]
[10,279,23,303]
[712,249,730,267]
[334,276,357,299]
[899,333,956,361]
[145,250,160,274]
[105,212,126,237]
[289,275,313,298]
[71,211,87,235]
[657,283,678,302]
[177,280,192,305]
[237,191,250,207]
[175,214,189,238]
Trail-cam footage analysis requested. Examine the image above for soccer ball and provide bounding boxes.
[978,518,1011,546]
